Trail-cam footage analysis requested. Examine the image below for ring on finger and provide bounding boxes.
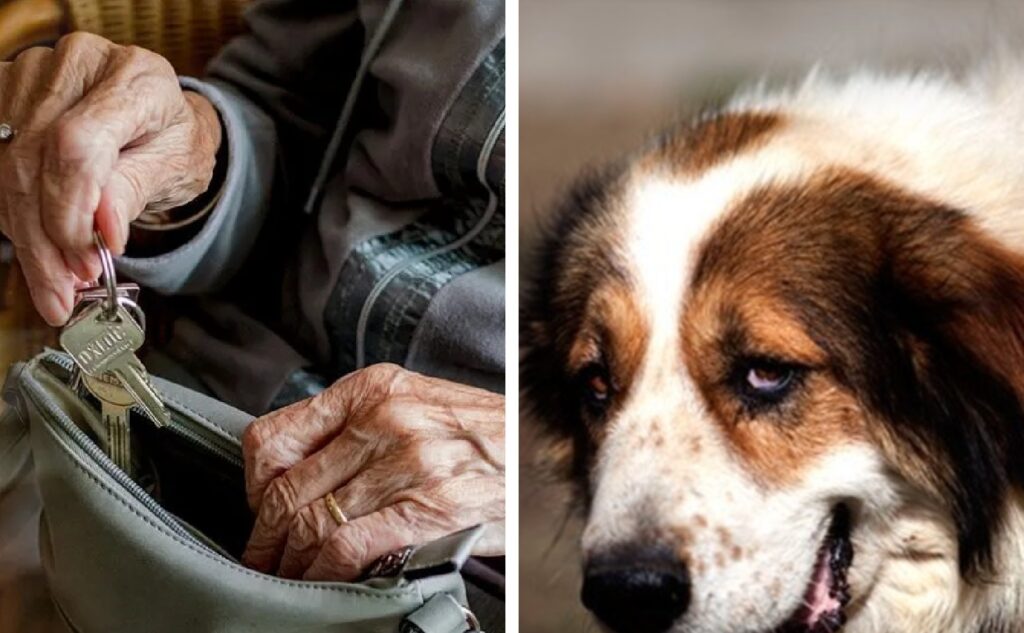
[0,123,15,143]
[323,492,349,526]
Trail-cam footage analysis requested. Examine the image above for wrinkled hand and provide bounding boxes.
[0,33,221,326]
[241,364,505,581]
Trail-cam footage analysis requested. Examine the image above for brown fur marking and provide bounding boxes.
[643,111,782,176]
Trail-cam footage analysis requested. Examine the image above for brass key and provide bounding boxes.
[81,371,135,472]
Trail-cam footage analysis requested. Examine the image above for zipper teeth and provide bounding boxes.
[23,365,199,545]
[42,352,242,467]
[33,353,240,539]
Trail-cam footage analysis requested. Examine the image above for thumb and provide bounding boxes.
[95,153,169,255]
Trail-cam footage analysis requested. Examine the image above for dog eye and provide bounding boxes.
[746,366,792,393]
[578,363,613,412]
[733,359,803,405]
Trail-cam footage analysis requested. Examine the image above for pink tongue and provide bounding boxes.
[801,551,840,627]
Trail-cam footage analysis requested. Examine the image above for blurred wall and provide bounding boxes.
[519,2,1024,631]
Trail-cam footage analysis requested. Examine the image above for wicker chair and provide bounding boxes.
[0,0,248,374]
[0,0,248,74]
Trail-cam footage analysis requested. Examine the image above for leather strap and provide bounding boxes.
[402,525,485,581]
[401,594,477,633]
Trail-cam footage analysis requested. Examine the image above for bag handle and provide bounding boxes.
[401,593,480,633]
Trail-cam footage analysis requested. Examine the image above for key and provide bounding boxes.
[81,371,135,472]
[60,301,170,427]
[74,282,139,311]
[73,285,146,333]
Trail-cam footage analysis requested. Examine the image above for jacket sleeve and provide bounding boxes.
[116,0,360,293]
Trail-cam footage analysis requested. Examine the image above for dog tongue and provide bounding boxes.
[799,548,841,628]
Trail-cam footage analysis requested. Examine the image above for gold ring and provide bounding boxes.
[323,493,348,525]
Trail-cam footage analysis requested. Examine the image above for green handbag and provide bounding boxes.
[0,350,491,633]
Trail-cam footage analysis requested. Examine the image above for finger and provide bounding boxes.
[241,432,378,572]
[66,249,101,282]
[241,372,378,510]
[96,140,194,254]
[1,132,76,325]
[0,47,53,129]
[276,489,380,579]
[94,186,126,256]
[472,521,505,558]
[304,502,448,582]
[40,46,181,254]
[241,364,485,509]
[276,465,421,578]
[8,211,76,326]
[96,154,159,254]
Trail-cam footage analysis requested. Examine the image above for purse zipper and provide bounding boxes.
[22,358,209,547]
[40,351,242,467]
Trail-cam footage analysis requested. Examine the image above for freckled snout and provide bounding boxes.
[581,545,691,633]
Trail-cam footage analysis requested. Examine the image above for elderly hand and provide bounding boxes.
[241,364,505,581]
[0,33,221,326]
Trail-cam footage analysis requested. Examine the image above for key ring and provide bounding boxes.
[118,297,147,333]
[94,230,119,320]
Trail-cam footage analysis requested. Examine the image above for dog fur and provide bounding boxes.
[522,58,1024,633]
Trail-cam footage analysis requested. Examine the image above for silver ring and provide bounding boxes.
[118,297,146,333]
[0,123,14,144]
[93,230,118,319]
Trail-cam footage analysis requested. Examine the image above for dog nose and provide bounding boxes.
[581,548,691,633]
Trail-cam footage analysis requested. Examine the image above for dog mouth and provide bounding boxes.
[775,505,854,633]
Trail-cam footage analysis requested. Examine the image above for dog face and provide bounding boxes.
[523,108,1024,632]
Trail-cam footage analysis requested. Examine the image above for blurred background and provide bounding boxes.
[519,1,1024,630]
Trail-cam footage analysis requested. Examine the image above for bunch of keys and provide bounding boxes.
[59,231,169,472]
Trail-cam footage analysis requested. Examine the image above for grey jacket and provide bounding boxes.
[118,0,506,414]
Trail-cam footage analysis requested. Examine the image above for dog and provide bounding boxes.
[522,59,1024,633]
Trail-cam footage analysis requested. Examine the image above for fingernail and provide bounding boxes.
[67,252,93,282]
[66,252,84,277]
[33,286,70,326]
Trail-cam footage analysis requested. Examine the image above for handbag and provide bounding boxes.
[0,349,491,633]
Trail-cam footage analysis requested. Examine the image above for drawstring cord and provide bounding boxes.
[302,0,406,215]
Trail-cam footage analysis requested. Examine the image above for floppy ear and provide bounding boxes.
[520,166,626,490]
[865,206,1024,578]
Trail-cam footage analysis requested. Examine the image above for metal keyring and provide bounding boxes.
[118,296,146,333]
[93,230,119,319]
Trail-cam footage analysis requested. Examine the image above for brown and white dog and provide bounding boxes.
[522,60,1024,633]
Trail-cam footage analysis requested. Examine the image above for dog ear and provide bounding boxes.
[867,207,1024,578]
[520,166,627,491]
